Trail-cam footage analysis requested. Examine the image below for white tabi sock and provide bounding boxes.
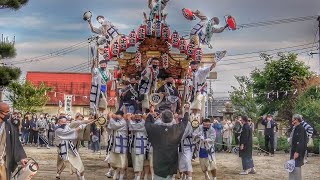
[136,175,141,180]
[109,168,114,173]
[144,174,148,180]
[205,172,211,180]
[113,170,119,180]
[187,177,192,180]
[152,175,154,180]
[119,173,125,180]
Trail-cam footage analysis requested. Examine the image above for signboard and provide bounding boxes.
[64,95,73,114]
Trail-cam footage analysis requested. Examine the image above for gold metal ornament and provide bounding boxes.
[191,119,200,128]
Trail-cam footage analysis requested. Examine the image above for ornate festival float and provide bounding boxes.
[83,0,236,128]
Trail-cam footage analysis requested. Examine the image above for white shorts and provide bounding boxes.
[199,158,217,172]
[178,151,193,172]
[109,152,127,169]
[131,153,148,172]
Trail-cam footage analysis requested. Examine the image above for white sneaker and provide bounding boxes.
[239,170,249,175]
[249,168,256,174]
[47,145,51,149]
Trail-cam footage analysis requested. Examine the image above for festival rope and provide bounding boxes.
[213,142,271,154]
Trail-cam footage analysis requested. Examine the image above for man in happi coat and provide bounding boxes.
[145,104,190,180]
[194,118,217,180]
[147,0,170,21]
[189,60,216,117]
[107,111,128,180]
[127,111,149,180]
[90,60,112,113]
[157,76,180,113]
[138,58,160,113]
[0,102,27,180]
[178,120,195,180]
[120,77,139,114]
[88,15,121,46]
[55,115,92,180]
[189,10,228,48]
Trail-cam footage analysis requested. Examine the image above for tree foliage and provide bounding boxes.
[0,66,21,87]
[230,53,313,122]
[230,76,260,121]
[295,86,320,132]
[0,42,16,59]
[7,81,52,114]
[0,0,29,10]
[251,53,312,120]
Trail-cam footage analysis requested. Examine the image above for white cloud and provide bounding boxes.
[112,22,134,30]
[52,23,86,31]
[0,16,45,28]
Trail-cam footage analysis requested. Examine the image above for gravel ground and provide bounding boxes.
[24,146,320,180]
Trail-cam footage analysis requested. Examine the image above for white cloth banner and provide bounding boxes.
[64,95,73,114]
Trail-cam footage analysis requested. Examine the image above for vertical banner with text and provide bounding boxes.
[64,95,73,114]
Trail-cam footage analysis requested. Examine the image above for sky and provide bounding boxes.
[0,0,320,98]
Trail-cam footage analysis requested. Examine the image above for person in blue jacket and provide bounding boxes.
[212,118,223,152]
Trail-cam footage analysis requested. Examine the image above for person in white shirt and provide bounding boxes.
[107,111,128,180]
[55,115,93,180]
[138,58,160,113]
[194,118,217,180]
[127,111,149,180]
[189,10,228,48]
[189,60,216,117]
[88,15,120,46]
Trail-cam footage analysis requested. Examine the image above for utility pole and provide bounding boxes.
[318,15,320,74]
[310,15,320,74]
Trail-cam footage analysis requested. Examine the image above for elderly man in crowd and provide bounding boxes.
[288,114,307,180]
[0,102,27,180]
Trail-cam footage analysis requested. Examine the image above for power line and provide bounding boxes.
[178,15,317,33]
[62,46,316,73]
[217,48,316,73]
[12,43,88,65]
[7,40,89,64]
[224,42,315,59]
[61,61,89,71]
[219,46,316,65]
[238,15,317,29]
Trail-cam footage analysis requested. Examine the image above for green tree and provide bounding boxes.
[230,53,313,124]
[7,81,52,114]
[230,76,260,121]
[0,42,16,59]
[250,53,312,120]
[0,38,20,90]
[0,66,21,101]
[0,0,29,10]
[295,86,320,132]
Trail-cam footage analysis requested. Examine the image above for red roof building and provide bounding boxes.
[26,72,92,106]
